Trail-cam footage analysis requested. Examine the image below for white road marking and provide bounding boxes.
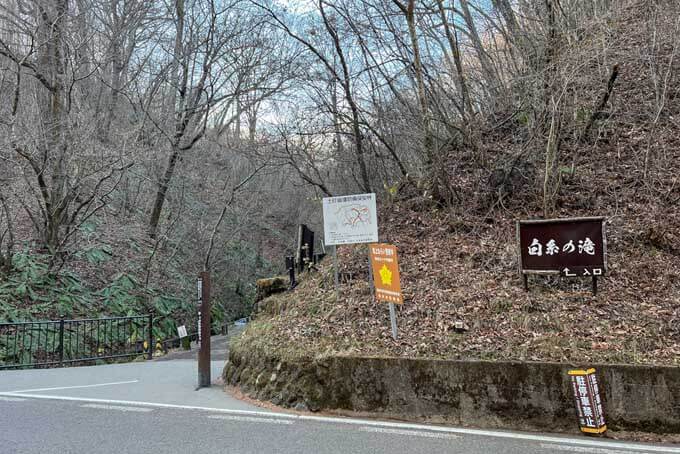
[0,396,26,402]
[540,443,643,454]
[0,391,677,453]
[360,427,459,440]
[207,415,294,425]
[81,404,153,413]
[9,380,139,394]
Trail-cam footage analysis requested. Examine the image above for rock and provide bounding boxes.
[253,277,289,315]
[255,277,288,303]
[306,400,321,412]
[294,402,309,412]
[454,321,469,333]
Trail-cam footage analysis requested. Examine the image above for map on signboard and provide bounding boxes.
[323,193,378,246]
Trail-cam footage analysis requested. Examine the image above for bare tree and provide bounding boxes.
[146,0,292,238]
[0,0,129,258]
[254,0,372,192]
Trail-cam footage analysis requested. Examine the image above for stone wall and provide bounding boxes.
[224,346,680,433]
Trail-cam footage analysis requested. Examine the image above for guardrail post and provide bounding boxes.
[59,317,65,365]
[147,314,153,360]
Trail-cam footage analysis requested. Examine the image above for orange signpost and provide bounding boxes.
[369,243,403,304]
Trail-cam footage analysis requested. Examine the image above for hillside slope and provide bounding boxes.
[241,1,680,366]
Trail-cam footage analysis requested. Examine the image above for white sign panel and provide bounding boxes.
[177,325,188,339]
[323,193,378,246]
[197,278,202,302]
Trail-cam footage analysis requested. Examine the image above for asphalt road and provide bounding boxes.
[1,333,678,454]
[155,325,245,362]
[1,393,677,454]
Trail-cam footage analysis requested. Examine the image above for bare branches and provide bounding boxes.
[580,63,619,142]
[203,159,268,271]
[0,190,15,270]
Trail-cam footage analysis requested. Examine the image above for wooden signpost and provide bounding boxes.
[517,217,607,295]
[296,224,315,273]
[369,243,403,340]
[197,271,211,389]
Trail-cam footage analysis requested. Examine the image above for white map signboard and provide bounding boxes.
[323,193,378,246]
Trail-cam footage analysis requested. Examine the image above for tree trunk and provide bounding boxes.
[149,0,185,238]
[460,0,499,101]
[148,147,180,238]
[330,78,345,156]
[543,98,562,218]
[319,1,371,192]
[436,0,473,124]
[491,0,520,46]
[43,0,68,254]
[393,0,433,163]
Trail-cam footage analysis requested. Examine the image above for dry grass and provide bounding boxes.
[245,1,680,366]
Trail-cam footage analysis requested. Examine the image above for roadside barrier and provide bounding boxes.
[0,315,153,369]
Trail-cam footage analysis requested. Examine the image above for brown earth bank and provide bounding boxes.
[243,211,680,366]
[225,0,680,441]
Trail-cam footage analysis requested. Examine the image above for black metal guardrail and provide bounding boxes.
[0,315,153,370]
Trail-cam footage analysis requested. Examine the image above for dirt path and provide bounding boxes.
[155,325,245,362]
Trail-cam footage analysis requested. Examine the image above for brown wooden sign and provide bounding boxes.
[369,243,403,304]
[517,217,607,278]
[568,368,607,434]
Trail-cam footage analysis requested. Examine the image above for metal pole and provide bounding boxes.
[147,314,153,360]
[59,317,65,365]
[368,247,374,294]
[198,271,212,388]
[333,245,340,301]
[389,303,398,340]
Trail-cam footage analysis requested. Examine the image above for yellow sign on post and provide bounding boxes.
[369,243,403,304]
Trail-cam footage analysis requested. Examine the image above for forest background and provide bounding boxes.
[0,0,678,353]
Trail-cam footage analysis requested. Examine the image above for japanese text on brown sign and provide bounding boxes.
[517,217,607,277]
[568,368,607,434]
[369,244,403,304]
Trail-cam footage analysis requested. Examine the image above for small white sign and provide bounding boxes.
[197,312,202,344]
[323,193,379,246]
[197,278,203,302]
[177,325,188,339]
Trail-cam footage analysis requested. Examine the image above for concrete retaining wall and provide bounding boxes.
[224,347,680,433]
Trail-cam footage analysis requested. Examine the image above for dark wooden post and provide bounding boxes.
[58,317,65,364]
[286,256,296,289]
[198,271,211,388]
